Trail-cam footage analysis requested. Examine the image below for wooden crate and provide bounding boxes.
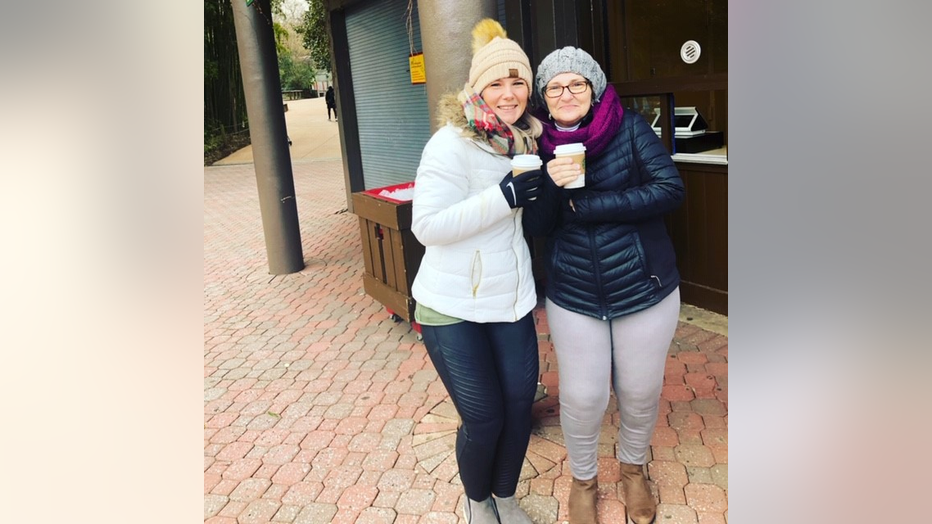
[351,182,425,323]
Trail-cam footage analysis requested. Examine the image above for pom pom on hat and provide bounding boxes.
[471,19,506,53]
[535,46,607,101]
[468,19,533,94]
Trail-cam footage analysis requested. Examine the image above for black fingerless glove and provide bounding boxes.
[499,169,543,208]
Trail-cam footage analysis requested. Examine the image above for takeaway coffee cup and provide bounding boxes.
[554,143,587,188]
[510,154,543,200]
[510,154,542,176]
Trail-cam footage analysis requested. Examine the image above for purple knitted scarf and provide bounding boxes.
[537,84,624,158]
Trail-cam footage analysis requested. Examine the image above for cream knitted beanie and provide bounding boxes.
[467,19,533,94]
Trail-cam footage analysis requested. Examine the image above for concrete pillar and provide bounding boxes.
[231,0,304,274]
[416,0,498,133]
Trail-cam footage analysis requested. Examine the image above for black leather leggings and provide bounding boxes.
[421,313,539,500]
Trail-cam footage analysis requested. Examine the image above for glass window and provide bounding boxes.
[621,95,663,130]
[621,92,727,163]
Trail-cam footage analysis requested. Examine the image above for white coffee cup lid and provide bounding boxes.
[554,143,586,154]
[511,154,542,167]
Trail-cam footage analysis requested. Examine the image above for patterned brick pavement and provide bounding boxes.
[204,158,728,523]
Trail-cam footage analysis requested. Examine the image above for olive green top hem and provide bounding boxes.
[414,302,464,326]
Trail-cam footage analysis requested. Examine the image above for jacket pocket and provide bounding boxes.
[630,233,650,278]
[636,220,677,286]
[628,233,660,297]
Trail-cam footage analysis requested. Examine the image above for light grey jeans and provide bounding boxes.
[546,288,680,480]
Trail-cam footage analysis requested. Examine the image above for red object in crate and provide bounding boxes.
[359,181,415,204]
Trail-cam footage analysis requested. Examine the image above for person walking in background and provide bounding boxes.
[523,47,685,524]
[325,85,337,120]
[410,18,543,524]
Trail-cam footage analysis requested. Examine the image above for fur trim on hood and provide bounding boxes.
[435,92,474,138]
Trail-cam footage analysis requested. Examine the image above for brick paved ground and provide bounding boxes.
[204,157,728,523]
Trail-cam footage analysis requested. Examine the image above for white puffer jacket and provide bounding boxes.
[411,124,537,323]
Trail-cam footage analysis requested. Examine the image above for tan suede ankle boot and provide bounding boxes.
[620,463,656,524]
[568,477,598,524]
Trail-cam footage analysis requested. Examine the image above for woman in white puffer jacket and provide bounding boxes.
[410,19,543,524]
[412,119,538,322]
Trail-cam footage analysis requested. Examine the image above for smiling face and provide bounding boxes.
[543,72,593,127]
[480,77,529,125]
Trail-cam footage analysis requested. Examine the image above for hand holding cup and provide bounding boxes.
[510,154,543,201]
[500,154,544,208]
[511,154,542,176]
[553,143,587,188]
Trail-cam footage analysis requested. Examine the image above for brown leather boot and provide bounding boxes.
[620,463,656,524]
[568,477,598,524]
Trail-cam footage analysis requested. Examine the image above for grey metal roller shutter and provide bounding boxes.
[346,0,432,190]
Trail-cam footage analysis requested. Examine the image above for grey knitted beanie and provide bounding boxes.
[535,46,607,102]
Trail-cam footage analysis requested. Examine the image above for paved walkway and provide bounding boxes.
[204,97,728,523]
[213,97,344,166]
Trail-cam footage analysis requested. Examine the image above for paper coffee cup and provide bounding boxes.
[511,154,542,176]
[510,154,542,200]
[554,143,586,188]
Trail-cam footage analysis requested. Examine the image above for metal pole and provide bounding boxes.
[231,0,304,274]
[417,0,497,134]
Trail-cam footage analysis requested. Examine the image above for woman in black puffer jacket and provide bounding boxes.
[523,47,684,524]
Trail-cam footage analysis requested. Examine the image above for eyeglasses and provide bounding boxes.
[543,80,591,99]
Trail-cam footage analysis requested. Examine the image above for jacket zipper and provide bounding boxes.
[471,250,482,297]
[588,228,608,320]
[512,212,521,320]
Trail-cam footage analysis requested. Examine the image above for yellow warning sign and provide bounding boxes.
[409,53,426,85]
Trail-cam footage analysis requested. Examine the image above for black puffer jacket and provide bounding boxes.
[524,110,684,320]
